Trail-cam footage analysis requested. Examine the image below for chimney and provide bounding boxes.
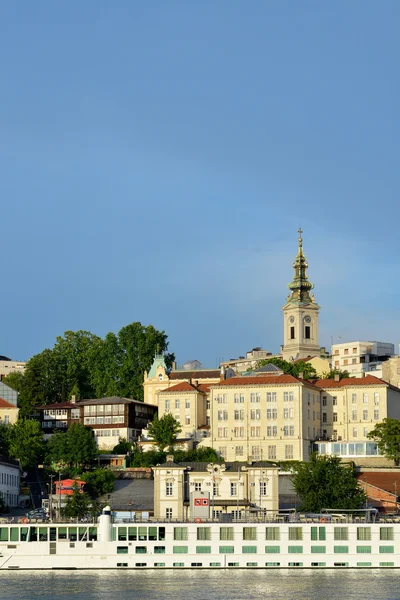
[172,361,177,371]
[71,394,77,404]
[220,365,226,381]
[334,374,340,382]
[166,454,174,463]
[298,372,304,379]
[193,380,199,388]
[360,372,365,378]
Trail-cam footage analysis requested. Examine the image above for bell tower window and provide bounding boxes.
[290,327,295,340]
[305,326,311,339]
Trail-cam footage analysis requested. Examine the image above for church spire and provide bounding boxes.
[286,228,316,305]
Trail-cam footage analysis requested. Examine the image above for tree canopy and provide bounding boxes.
[254,357,317,380]
[46,423,98,472]
[4,322,174,416]
[61,484,91,518]
[7,419,45,469]
[367,418,400,465]
[81,468,115,499]
[320,369,351,380]
[147,414,182,451]
[292,453,366,512]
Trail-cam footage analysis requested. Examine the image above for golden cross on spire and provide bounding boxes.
[298,227,303,237]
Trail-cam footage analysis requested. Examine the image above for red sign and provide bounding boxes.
[194,498,209,506]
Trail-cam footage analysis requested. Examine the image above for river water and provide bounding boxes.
[0,570,399,600]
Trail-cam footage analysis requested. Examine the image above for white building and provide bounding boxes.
[0,457,20,508]
[331,341,395,377]
[0,357,26,381]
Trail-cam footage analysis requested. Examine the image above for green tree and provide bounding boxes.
[320,369,351,380]
[147,414,182,451]
[292,453,366,513]
[46,423,97,472]
[61,484,91,518]
[253,357,317,380]
[367,418,400,465]
[0,424,9,456]
[112,438,133,454]
[81,469,115,499]
[7,419,44,469]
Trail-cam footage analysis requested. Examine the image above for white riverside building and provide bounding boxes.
[1,507,400,569]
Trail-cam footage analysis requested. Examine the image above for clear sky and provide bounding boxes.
[1,1,399,367]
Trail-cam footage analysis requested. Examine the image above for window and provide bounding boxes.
[235,446,244,457]
[196,546,211,554]
[334,546,348,554]
[363,393,368,404]
[252,446,261,460]
[213,482,219,496]
[185,400,190,409]
[333,397,337,406]
[243,527,257,541]
[305,326,311,339]
[250,393,260,403]
[218,410,228,421]
[267,409,277,419]
[288,547,303,554]
[334,528,348,541]
[267,426,277,437]
[363,410,368,420]
[242,546,257,554]
[166,508,172,519]
[353,428,358,438]
[374,409,379,421]
[357,528,371,541]
[250,427,261,438]
[311,527,326,541]
[353,347,357,354]
[175,400,180,409]
[259,481,267,496]
[220,527,234,541]
[335,350,339,355]
[352,410,357,421]
[357,546,371,554]
[374,393,380,405]
[290,327,295,339]
[289,528,302,541]
[166,483,173,496]
[219,546,234,554]
[234,394,245,403]
[267,392,277,403]
[352,358,357,364]
[333,413,338,422]
[234,409,244,421]
[165,400,170,412]
[311,547,326,553]
[268,446,276,460]
[364,427,369,437]
[344,349,349,355]
[218,427,228,438]
[285,445,293,459]
[197,528,211,541]
[380,528,394,541]
[233,427,245,438]
[322,396,327,407]
[194,482,201,492]
[250,409,261,420]
[173,546,188,554]
[174,528,188,541]
[352,393,357,404]
[230,483,237,496]
[379,546,394,554]
[266,527,280,540]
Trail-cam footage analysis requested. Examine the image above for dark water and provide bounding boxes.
[0,570,399,600]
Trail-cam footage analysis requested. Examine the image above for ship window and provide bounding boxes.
[10,528,19,542]
[128,527,137,541]
[29,527,37,542]
[242,546,257,554]
[158,527,166,541]
[154,546,165,554]
[243,527,257,541]
[79,528,88,541]
[117,546,128,554]
[265,546,280,553]
[89,528,97,541]
[58,527,67,540]
[174,527,188,541]
[219,546,234,554]
[135,562,147,567]
[39,528,48,541]
[20,527,28,542]
[0,528,8,542]
[154,563,165,567]
[196,546,211,554]
[149,527,157,541]
[49,528,57,541]
[220,527,234,541]
[136,546,147,554]
[138,527,147,541]
[197,527,211,541]
[118,527,127,541]
[288,546,303,554]
[173,546,188,554]
[68,527,77,541]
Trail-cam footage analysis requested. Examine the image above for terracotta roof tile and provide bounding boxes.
[170,370,220,380]
[0,397,17,409]
[357,471,400,495]
[213,375,312,387]
[158,382,199,393]
[314,376,388,388]
[197,384,210,393]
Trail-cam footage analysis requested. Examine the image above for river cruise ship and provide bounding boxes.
[1,507,400,569]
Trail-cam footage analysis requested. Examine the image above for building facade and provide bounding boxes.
[0,357,26,381]
[0,457,20,508]
[0,398,19,425]
[153,457,279,521]
[331,341,395,377]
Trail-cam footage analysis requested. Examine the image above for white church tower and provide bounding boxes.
[281,229,321,361]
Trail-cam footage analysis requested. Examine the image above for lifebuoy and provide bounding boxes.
[320,517,326,523]
[195,518,202,523]
[21,518,28,524]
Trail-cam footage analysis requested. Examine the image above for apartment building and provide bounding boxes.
[156,381,210,442]
[0,356,26,381]
[331,341,395,377]
[153,457,279,520]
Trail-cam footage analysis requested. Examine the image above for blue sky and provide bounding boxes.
[1,1,399,366]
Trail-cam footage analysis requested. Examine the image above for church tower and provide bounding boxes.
[281,229,321,361]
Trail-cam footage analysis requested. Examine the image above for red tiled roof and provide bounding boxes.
[0,397,17,409]
[198,384,210,393]
[158,382,199,393]
[213,375,310,387]
[314,376,388,388]
[357,471,400,495]
[170,370,220,380]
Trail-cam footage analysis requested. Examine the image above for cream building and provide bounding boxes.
[156,381,210,442]
[281,229,322,362]
[207,374,320,463]
[0,398,19,425]
[153,457,279,521]
[382,356,400,389]
[0,357,26,381]
[331,341,394,377]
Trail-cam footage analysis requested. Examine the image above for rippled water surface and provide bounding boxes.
[0,570,399,600]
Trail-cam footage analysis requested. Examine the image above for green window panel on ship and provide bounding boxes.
[357,562,372,567]
[158,527,166,541]
[243,527,257,541]
[30,527,37,542]
[265,562,280,567]
[0,528,8,542]
[89,528,97,541]
[265,528,280,541]
[118,527,127,541]
[242,546,257,554]
[379,546,394,553]
[288,562,303,567]
[196,546,211,554]
[173,546,188,554]
[265,546,280,554]
[288,528,303,541]
[197,527,211,541]
[357,527,371,541]
[174,527,188,541]
[247,562,258,567]
[219,546,234,554]
[334,527,348,541]
[380,528,394,541]
[173,562,184,567]
[380,562,395,567]
[154,563,165,567]
[58,527,67,540]
[10,528,19,542]
[356,546,371,554]
[154,546,165,554]
[128,527,137,541]
[228,562,239,567]
[136,546,147,554]
[220,527,234,541]
[69,527,77,541]
[138,527,147,541]
[311,527,326,541]
[210,563,221,567]
[117,546,128,554]
[39,528,48,541]
[288,546,303,554]
[334,546,348,554]
[79,528,88,541]
[20,527,28,542]
[149,527,157,541]
[311,563,326,567]
[49,528,57,541]
[311,546,326,553]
